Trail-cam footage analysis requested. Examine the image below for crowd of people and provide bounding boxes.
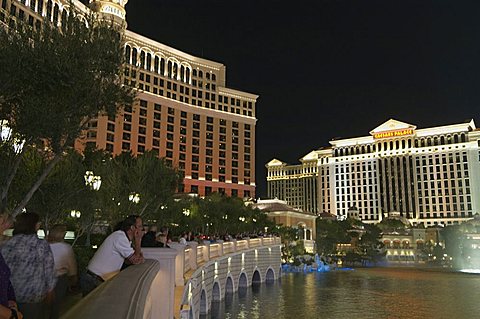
[0,211,274,318]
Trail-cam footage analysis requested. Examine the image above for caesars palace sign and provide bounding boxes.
[373,129,415,139]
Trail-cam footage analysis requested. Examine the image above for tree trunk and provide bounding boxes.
[11,152,63,217]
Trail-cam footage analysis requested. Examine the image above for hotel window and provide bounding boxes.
[167,124,174,132]
[122,142,130,150]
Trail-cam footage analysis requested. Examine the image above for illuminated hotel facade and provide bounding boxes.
[267,119,480,226]
[0,0,258,198]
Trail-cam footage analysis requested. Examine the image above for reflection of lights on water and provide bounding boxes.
[459,269,480,274]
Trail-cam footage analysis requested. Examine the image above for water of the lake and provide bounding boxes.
[203,267,480,319]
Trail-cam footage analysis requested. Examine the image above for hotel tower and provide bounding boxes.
[0,0,258,198]
[267,119,480,226]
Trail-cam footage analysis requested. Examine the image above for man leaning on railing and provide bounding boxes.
[80,215,145,296]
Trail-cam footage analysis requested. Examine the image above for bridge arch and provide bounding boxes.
[200,288,208,315]
[266,267,275,283]
[212,280,221,302]
[238,271,248,288]
[252,267,262,285]
[225,274,235,295]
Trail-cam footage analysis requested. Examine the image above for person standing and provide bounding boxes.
[1,212,56,319]
[47,225,77,319]
[81,215,144,296]
[0,213,23,319]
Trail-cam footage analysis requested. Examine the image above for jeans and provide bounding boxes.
[79,271,103,297]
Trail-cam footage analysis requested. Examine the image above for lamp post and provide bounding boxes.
[129,192,140,204]
[84,171,101,246]
[0,120,25,154]
[70,210,81,218]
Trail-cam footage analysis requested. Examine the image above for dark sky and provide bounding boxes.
[125,0,480,197]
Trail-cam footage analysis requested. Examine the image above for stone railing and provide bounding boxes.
[62,237,281,319]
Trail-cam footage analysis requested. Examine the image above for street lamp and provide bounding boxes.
[0,120,25,154]
[84,171,102,190]
[70,210,81,218]
[129,192,140,204]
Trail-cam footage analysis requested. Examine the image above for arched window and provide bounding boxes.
[395,140,399,149]
[167,61,173,77]
[440,136,445,144]
[454,134,459,143]
[212,73,216,81]
[131,48,137,66]
[146,53,152,71]
[61,8,67,28]
[185,68,191,83]
[461,133,466,143]
[139,51,145,69]
[198,70,203,78]
[125,45,131,64]
[53,3,59,25]
[160,58,165,75]
[378,143,382,151]
[46,0,53,20]
[193,69,197,77]
[180,65,185,81]
[154,56,159,73]
[389,141,393,150]
[172,63,178,78]
[433,136,438,146]
[427,137,431,146]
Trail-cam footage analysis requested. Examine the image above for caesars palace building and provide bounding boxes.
[267,119,480,226]
[1,0,258,198]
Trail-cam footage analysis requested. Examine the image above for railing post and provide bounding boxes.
[202,242,210,262]
[168,243,187,286]
[142,248,178,319]
[216,240,224,256]
[188,241,198,271]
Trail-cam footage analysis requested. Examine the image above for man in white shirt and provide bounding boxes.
[81,215,144,295]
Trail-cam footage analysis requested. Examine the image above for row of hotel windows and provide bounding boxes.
[124,46,219,84]
[89,101,253,183]
[186,185,251,198]
[126,69,255,117]
[333,133,468,157]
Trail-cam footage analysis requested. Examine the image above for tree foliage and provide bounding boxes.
[0,8,134,216]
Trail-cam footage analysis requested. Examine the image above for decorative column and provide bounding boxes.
[142,248,178,319]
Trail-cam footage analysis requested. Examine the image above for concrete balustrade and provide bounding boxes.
[62,237,281,319]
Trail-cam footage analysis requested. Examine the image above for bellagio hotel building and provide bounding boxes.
[267,119,480,227]
[0,0,258,198]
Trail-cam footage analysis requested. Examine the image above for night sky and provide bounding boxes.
[125,0,479,197]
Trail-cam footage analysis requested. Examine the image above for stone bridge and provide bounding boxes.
[62,237,282,319]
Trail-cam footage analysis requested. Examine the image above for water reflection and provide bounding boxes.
[201,268,480,319]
